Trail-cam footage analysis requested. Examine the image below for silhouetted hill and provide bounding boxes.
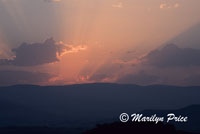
[0,83,199,132]
[0,127,82,134]
[142,105,200,132]
[85,122,198,134]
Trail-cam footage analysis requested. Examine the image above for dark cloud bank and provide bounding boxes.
[0,38,64,66]
[117,71,159,85]
[90,44,200,86]
[166,22,200,48]
[0,38,65,86]
[118,44,200,85]
[0,70,52,86]
[143,44,200,67]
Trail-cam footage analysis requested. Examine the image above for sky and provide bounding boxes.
[0,0,200,86]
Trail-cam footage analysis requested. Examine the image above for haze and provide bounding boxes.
[0,0,200,85]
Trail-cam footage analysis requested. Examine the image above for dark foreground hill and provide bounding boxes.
[141,105,200,132]
[0,122,198,134]
[0,83,199,132]
[85,122,199,134]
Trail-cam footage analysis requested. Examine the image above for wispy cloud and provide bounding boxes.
[56,41,88,57]
[174,3,180,8]
[112,2,123,9]
[160,2,180,9]
[43,0,62,3]
[160,3,167,9]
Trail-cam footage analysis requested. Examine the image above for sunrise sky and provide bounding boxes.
[1,0,200,86]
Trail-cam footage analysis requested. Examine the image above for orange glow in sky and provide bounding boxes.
[1,0,200,85]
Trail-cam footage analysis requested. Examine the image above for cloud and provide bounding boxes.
[117,71,159,85]
[43,0,62,3]
[0,38,87,66]
[165,22,200,49]
[86,64,121,82]
[143,44,200,68]
[112,2,123,8]
[112,59,141,66]
[84,42,200,86]
[160,3,180,9]
[160,3,167,9]
[0,70,52,86]
[174,3,180,8]
[11,38,60,66]
[89,74,110,81]
[56,41,87,57]
[113,44,200,86]
[78,43,200,86]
